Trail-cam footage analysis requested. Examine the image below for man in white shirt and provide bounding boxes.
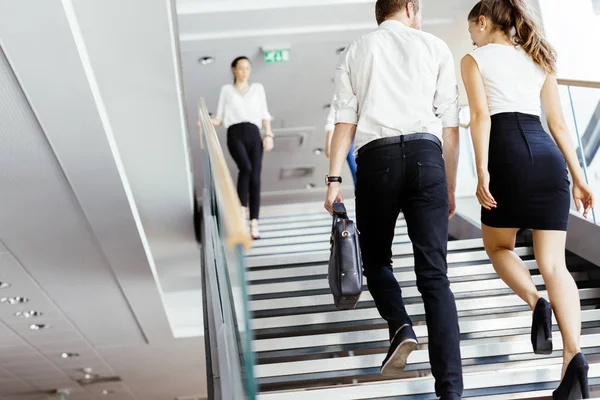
[324,1,462,398]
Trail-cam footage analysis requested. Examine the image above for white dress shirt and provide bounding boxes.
[215,83,272,129]
[335,20,460,152]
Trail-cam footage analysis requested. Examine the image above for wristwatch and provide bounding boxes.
[325,175,343,186]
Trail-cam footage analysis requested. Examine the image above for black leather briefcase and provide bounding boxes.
[328,202,363,310]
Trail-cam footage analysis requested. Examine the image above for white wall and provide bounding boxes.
[539,0,600,196]
[66,0,203,337]
[539,0,600,81]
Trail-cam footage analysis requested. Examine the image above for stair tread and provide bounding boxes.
[257,362,600,399]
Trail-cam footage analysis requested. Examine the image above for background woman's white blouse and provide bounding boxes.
[215,83,272,129]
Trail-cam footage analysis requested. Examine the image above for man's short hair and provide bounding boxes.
[375,0,421,25]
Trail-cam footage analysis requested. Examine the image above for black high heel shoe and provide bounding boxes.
[531,298,553,354]
[553,353,590,400]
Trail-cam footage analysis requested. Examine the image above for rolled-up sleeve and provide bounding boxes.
[434,43,460,128]
[334,47,358,125]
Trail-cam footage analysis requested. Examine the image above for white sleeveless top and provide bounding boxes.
[470,44,547,116]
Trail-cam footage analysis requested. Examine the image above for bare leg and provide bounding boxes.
[482,225,541,309]
[532,230,581,377]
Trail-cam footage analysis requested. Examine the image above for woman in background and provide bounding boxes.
[462,0,594,398]
[212,56,274,239]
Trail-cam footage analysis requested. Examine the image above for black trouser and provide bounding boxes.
[227,123,263,220]
[355,135,463,398]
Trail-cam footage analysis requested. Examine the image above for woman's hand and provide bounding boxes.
[573,180,595,219]
[476,172,497,210]
[263,135,274,152]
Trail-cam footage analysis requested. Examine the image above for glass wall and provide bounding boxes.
[539,0,600,224]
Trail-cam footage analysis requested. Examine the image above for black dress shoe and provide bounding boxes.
[531,298,553,354]
[553,353,590,400]
[380,325,418,376]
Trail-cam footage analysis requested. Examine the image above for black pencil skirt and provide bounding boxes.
[482,112,571,231]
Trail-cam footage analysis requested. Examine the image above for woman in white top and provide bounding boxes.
[212,56,274,239]
[462,1,594,398]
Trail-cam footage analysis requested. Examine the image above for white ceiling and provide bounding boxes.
[177,0,478,203]
[0,0,205,399]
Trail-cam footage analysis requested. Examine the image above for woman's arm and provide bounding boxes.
[262,119,274,151]
[211,86,226,127]
[541,74,594,216]
[259,85,274,151]
[461,55,496,210]
[541,75,585,183]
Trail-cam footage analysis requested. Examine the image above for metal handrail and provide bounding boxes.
[198,98,252,250]
[558,79,600,89]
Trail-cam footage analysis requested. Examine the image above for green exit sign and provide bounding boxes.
[264,49,290,63]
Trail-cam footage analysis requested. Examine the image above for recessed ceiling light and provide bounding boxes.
[15,310,42,318]
[198,56,215,65]
[29,324,49,330]
[323,104,331,110]
[313,148,324,155]
[61,352,79,359]
[1,296,29,304]
[336,47,346,55]
[305,183,316,190]
[0,282,10,289]
[102,390,115,395]
[82,372,100,381]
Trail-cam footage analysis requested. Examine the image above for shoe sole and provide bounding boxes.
[380,338,418,377]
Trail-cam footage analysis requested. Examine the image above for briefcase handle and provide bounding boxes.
[331,202,347,218]
[331,202,351,242]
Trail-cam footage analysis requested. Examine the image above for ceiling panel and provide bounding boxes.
[178,3,377,37]
[0,18,203,397]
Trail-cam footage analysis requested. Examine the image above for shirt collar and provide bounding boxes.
[379,20,411,33]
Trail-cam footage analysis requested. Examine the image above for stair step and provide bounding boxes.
[256,364,600,399]
[253,309,600,353]
[251,272,588,313]
[249,206,600,399]
[247,248,529,281]
[253,227,408,247]
[249,258,539,296]
[252,288,600,331]
[247,238,486,266]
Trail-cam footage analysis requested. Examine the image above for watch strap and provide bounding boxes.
[326,175,343,185]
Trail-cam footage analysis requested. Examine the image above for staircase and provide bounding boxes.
[246,201,600,400]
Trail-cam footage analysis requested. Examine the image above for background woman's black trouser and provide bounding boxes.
[227,122,263,220]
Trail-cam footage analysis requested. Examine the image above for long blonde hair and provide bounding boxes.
[468,0,557,74]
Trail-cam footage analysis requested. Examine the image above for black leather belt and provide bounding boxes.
[357,133,442,158]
